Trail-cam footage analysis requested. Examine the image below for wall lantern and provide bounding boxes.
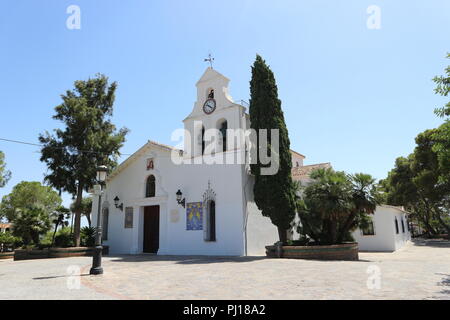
[113,196,124,211]
[176,189,186,208]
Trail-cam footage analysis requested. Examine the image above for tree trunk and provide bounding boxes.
[277,226,287,244]
[85,213,91,227]
[433,208,450,235]
[421,199,439,235]
[330,215,338,244]
[413,203,437,235]
[337,212,356,243]
[51,222,59,247]
[70,212,74,234]
[73,184,84,247]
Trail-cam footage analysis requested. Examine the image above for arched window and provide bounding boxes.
[219,120,227,152]
[201,126,206,155]
[394,217,399,234]
[205,200,216,241]
[401,218,405,233]
[207,88,214,99]
[146,175,156,198]
[102,208,109,241]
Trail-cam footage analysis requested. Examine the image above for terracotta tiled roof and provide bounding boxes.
[290,149,305,158]
[0,223,12,229]
[291,162,332,178]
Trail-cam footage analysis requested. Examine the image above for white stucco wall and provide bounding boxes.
[244,174,279,256]
[91,68,251,256]
[92,146,248,256]
[353,205,411,252]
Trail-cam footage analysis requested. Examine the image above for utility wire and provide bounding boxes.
[0,138,132,156]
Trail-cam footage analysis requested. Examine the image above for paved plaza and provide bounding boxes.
[1,239,449,300]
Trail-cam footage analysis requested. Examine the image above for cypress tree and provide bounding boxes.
[249,55,297,243]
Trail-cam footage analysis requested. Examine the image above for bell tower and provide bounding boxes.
[182,67,247,159]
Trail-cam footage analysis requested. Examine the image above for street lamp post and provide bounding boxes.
[90,165,108,275]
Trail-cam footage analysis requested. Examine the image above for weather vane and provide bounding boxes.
[204,53,214,69]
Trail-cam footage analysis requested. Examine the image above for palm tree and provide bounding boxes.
[298,169,379,245]
[50,206,70,247]
[70,197,92,227]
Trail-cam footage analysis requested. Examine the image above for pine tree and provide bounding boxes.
[39,74,128,246]
[249,55,297,243]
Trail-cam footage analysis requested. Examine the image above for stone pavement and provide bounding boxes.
[1,239,449,300]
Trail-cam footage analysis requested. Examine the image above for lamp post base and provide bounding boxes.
[89,245,103,275]
[89,266,104,275]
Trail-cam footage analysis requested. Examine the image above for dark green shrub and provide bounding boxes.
[54,227,74,247]
[40,227,75,248]
[0,232,21,252]
[81,226,96,247]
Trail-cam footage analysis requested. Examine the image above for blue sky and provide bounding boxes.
[0,0,449,217]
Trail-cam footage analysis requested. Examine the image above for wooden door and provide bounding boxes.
[143,206,159,253]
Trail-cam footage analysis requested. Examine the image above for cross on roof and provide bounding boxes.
[204,53,214,69]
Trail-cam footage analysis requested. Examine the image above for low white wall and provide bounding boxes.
[245,201,279,256]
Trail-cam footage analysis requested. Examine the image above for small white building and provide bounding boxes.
[353,205,411,252]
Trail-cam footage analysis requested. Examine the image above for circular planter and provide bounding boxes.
[48,246,108,257]
[13,245,110,261]
[14,248,50,261]
[265,242,359,261]
[0,251,14,259]
[49,247,93,258]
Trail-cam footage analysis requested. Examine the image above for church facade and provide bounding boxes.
[91,67,322,256]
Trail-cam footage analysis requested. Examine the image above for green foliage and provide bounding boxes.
[71,197,92,227]
[80,226,96,247]
[298,168,378,245]
[11,206,52,246]
[0,151,11,189]
[430,53,450,186]
[0,181,62,222]
[432,122,450,182]
[0,181,61,246]
[39,74,128,246]
[249,55,297,243]
[41,227,73,248]
[0,232,21,251]
[380,129,450,235]
[433,53,450,118]
[54,227,74,247]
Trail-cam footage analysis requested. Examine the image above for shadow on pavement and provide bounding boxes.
[412,238,450,248]
[33,273,91,280]
[105,254,376,264]
[436,273,450,296]
[107,255,268,265]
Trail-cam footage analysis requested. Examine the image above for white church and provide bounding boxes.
[91,67,329,256]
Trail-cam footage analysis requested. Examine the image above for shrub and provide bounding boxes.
[40,227,73,248]
[11,206,52,246]
[54,227,74,247]
[286,236,311,246]
[81,226,96,247]
[0,232,21,252]
[297,168,378,245]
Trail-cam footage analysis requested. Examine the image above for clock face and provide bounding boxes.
[203,98,216,114]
